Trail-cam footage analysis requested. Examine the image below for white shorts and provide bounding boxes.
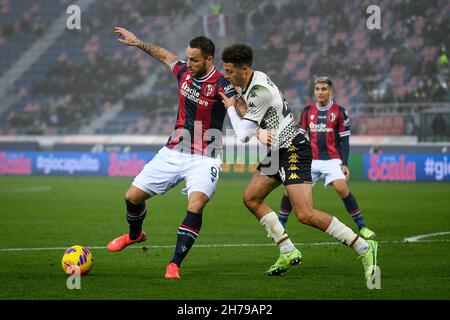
[311,159,346,187]
[132,147,221,199]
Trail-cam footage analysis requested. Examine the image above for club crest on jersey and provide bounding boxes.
[186,75,191,81]
[330,112,336,122]
[204,84,213,97]
[310,114,315,120]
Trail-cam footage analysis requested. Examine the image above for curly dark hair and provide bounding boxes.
[221,43,253,68]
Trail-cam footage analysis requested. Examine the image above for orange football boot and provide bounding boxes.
[164,262,181,279]
[107,231,147,252]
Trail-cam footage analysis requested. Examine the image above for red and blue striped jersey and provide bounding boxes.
[167,61,235,157]
[299,100,350,161]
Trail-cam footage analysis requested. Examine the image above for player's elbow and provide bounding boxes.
[238,134,250,143]
[235,130,251,143]
[237,128,255,143]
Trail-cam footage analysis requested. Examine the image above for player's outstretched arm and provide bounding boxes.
[114,27,179,68]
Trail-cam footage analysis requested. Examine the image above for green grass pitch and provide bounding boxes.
[0,176,449,300]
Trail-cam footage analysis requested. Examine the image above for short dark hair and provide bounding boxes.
[189,36,215,58]
[314,76,333,88]
[221,43,253,68]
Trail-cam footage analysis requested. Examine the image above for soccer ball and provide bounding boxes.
[61,245,94,275]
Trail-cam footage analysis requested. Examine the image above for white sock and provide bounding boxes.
[325,217,369,254]
[278,239,295,254]
[260,211,295,254]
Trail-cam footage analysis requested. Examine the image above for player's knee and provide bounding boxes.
[333,182,349,198]
[336,187,349,198]
[187,192,209,213]
[125,190,143,205]
[243,192,259,211]
[296,208,315,225]
[187,199,207,213]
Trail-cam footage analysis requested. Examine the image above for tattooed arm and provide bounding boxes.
[235,95,248,118]
[114,27,179,68]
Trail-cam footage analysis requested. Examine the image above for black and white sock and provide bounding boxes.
[171,211,202,267]
[125,200,147,240]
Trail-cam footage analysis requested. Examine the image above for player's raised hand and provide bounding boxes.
[218,92,236,110]
[115,27,140,46]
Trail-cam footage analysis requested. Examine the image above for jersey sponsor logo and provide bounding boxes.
[180,81,209,106]
[181,81,198,96]
[309,122,333,132]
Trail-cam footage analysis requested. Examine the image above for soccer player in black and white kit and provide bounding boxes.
[219,43,378,282]
[107,27,235,279]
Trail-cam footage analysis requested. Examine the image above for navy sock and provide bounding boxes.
[171,211,202,267]
[342,193,366,230]
[278,194,292,227]
[125,200,147,240]
[280,194,293,213]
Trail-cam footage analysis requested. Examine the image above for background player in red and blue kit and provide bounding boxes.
[277,77,375,239]
[107,27,235,279]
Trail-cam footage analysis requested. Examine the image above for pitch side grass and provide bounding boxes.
[1,176,449,299]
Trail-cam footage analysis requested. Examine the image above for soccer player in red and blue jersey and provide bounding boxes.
[107,27,235,279]
[277,77,375,239]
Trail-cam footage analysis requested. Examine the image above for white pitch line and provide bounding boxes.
[0,243,290,252]
[1,238,449,253]
[403,231,450,243]
[0,186,52,193]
